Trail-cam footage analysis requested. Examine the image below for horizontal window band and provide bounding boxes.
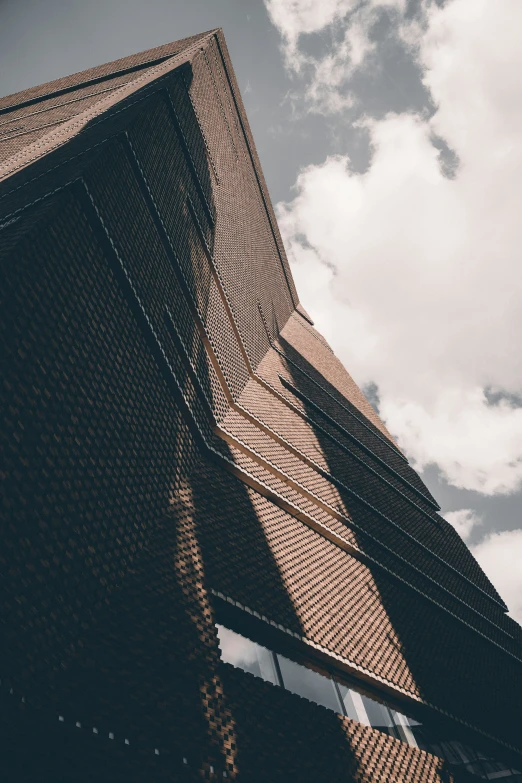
[212,593,522,762]
[216,618,419,747]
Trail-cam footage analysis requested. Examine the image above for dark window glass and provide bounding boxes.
[450,741,473,764]
[216,625,279,685]
[390,710,418,748]
[361,695,399,738]
[215,623,522,780]
[276,655,342,713]
[479,759,505,775]
[405,716,427,749]
[440,741,465,765]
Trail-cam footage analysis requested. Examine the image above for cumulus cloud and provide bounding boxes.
[264,0,406,113]
[471,529,522,624]
[264,0,359,68]
[444,508,481,542]
[276,0,522,495]
[445,509,522,623]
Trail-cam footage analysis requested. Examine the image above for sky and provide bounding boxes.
[1,0,520,624]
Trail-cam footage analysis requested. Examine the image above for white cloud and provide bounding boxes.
[445,508,522,624]
[264,0,406,113]
[264,0,359,68]
[471,529,522,625]
[381,390,522,494]
[301,17,370,114]
[444,508,481,542]
[277,0,522,495]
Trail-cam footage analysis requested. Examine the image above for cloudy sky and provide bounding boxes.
[1,0,520,623]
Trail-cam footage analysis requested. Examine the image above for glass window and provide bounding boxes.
[216,625,279,685]
[216,622,522,780]
[276,654,342,713]
[404,715,427,749]
[350,689,372,726]
[390,710,418,748]
[450,741,473,764]
[479,759,506,777]
[361,695,399,738]
[336,683,369,724]
[440,741,465,765]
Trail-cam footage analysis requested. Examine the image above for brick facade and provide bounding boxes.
[1,29,521,782]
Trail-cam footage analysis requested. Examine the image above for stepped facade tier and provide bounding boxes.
[1,28,521,783]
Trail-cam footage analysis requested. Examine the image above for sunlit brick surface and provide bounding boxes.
[1,29,521,782]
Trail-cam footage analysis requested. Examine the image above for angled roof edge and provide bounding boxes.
[0,35,213,184]
[212,30,300,310]
[0,29,302,314]
[0,29,218,113]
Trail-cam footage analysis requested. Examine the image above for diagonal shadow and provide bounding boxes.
[276,330,522,752]
[0,50,471,783]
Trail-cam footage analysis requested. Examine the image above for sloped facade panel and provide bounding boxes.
[1,29,521,783]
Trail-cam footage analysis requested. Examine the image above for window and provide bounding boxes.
[361,695,399,739]
[216,624,278,685]
[336,684,370,725]
[276,654,342,713]
[215,621,522,781]
[390,710,418,748]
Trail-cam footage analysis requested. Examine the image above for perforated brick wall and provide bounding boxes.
[1,28,521,783]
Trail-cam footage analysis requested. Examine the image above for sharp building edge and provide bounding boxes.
[1,29,521,783]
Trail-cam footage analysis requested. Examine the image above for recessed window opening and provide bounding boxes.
[277,653,341,713]
[216,623,412,742]
[216,623,521,782]
[216,625,278,685]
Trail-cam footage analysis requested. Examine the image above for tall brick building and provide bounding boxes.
[1,29,521,783]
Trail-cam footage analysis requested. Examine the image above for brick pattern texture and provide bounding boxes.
[1,29,521,782]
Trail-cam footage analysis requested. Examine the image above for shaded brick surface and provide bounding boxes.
[1,28,521,783]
